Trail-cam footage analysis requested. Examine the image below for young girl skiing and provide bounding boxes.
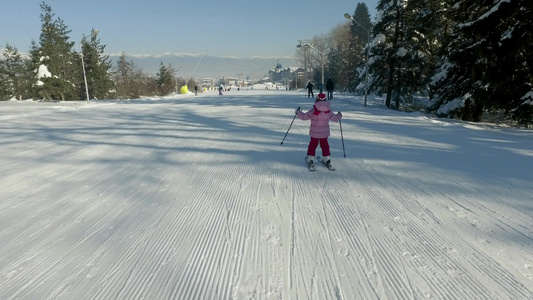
[296,93,342,170]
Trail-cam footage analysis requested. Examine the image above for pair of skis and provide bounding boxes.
[306,157,335,171]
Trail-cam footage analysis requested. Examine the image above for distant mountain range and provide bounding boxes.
[107,53,299,80]
[0,49,298,81]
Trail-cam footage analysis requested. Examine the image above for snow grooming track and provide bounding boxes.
[0,89,532,299]
[345,159,532,299]
[161,162,256,300]
[233,165,293,299]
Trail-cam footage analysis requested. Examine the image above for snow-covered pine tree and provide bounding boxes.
[398,0,448,105]
[371,0,405,108]
[431,0,533,125]
[498,0,533,126]
[31,2,78,101]
[370,0,444,109]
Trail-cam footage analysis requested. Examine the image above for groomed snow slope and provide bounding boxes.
[0,88,532,299]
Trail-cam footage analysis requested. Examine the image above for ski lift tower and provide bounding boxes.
[297,40,313,86]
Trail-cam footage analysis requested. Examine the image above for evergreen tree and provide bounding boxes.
[0,44,29,100]
[351,3,373,42]
[494,0,533,126]
[348,3,373,95]
[370,0,442,109]
[80,29,113,100]
[31,2,78,100]
[431,0,533,125]
[392,0,447,106]
[26,40,42,98]
[371,0,406,108]
[156,62,175,96]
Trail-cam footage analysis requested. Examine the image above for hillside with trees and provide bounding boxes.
[0,2,188,101]
[1,1,532,126]
[298,0,532,127]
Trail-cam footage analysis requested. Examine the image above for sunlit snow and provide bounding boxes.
[1,87,532,299]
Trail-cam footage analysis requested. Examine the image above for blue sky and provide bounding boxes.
[1,0,378,58]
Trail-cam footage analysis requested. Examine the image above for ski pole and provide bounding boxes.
[280,107,300,145]
[339,119,346,157]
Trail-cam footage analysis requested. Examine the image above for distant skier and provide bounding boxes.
[306,81,314,98]
[326,78,335,100]
[194,85,198,96]
[295,93,342,170]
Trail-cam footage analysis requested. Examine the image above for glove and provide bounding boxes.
[295,107,301,115]
[337,111,342,116]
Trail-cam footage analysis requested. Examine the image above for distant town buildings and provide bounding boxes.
[198,78,217,87]
[194,61,305,90]
[266,61,304,88]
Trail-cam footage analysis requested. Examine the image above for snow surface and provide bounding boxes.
[1,87,532,299]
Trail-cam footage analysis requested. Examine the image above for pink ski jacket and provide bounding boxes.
[297,100,342,139]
